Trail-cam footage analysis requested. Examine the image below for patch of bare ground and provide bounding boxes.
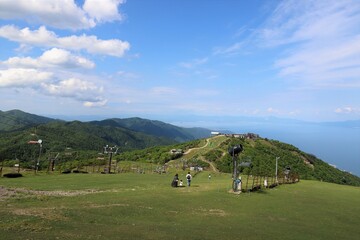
[88,203,129,208]
[12,207,67,221]
[0,186,108,201]
[195,208,227,217]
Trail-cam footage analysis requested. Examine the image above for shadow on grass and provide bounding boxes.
[256,190,269,194]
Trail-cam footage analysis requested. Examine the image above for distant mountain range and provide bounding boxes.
[89,117,211,142]
[0,109,212,161]
[1,109,359,186]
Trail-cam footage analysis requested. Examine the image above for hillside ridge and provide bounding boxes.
[123,135,360,186]
[1,109,360,186]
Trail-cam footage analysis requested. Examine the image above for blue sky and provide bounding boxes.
[0,0,360,123]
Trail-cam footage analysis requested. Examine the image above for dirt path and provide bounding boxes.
[199,156,219,172]
[183,138,210,154]
[183,136,224,172]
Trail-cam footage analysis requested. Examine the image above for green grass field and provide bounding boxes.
[1,171,359,240]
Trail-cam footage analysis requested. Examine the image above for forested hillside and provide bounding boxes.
[0,109,55,131]
[0,110,212,166]
[0,120,178,165]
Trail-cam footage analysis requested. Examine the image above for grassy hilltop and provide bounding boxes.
[0,172,359,240]
[1,135,359,239]
[115,136,360,186]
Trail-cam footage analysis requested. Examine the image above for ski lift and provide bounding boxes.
[228,144,243,156]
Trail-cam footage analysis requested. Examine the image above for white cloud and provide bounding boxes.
[0,0,125,30]
[0,68,52,87]
[260,0,360,88]
[213,42,244,56]
[41,78,106,103]
[0,25,130,57]
[179,58,208,69]
[83,0,124,23]
[267,107,280,114]
[0,0,94,30]
[83,99,108,107]
[150,87,177,96]
[0,68,106,106]
[335,107,360,114]
[3,48,95,69]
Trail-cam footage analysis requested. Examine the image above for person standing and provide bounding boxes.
[264,177,268,188]
[186,172,192,187]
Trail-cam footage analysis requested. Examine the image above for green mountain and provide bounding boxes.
[0,110,210,166]
[0,109,55,131]
[0,120,178,164]
[90,117,211,142]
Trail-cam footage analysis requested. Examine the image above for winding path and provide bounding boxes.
[184,138,211,154]
[183,136,224,172]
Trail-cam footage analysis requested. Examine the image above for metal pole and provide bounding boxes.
[108,151,113,173]
[232,148,236,191]
[275,157,280,183]
[36,143,42,174]
[0,159,4,177]
[233,148,236,179]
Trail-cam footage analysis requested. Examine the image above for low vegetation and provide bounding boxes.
[0,172,359,240]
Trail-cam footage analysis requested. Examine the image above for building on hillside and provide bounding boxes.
[170,149,183,155]
[224,133,260,140]
[211,131,221,136]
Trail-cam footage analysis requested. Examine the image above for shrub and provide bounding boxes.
[3,173,23,178]
[72,170,88,174]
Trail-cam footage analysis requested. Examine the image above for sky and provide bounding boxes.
[0,0,360,123]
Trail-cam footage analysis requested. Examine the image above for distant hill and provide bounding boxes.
[0,110,211,164]
[90,117,211,142]
[0,109,55,131]
[0,120,179,162]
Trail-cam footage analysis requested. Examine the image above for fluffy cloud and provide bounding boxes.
[83,99,108,107]
[0,25,130,57]
[83,0,124,23]
[0,0,125,30]
[41,78,106,104]
[0,68,52,87]
[0,68,106,106]
[3,48,95,69]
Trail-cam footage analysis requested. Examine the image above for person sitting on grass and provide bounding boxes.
[171,173,179,187]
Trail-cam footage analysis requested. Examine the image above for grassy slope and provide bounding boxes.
[0,172,359,240]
